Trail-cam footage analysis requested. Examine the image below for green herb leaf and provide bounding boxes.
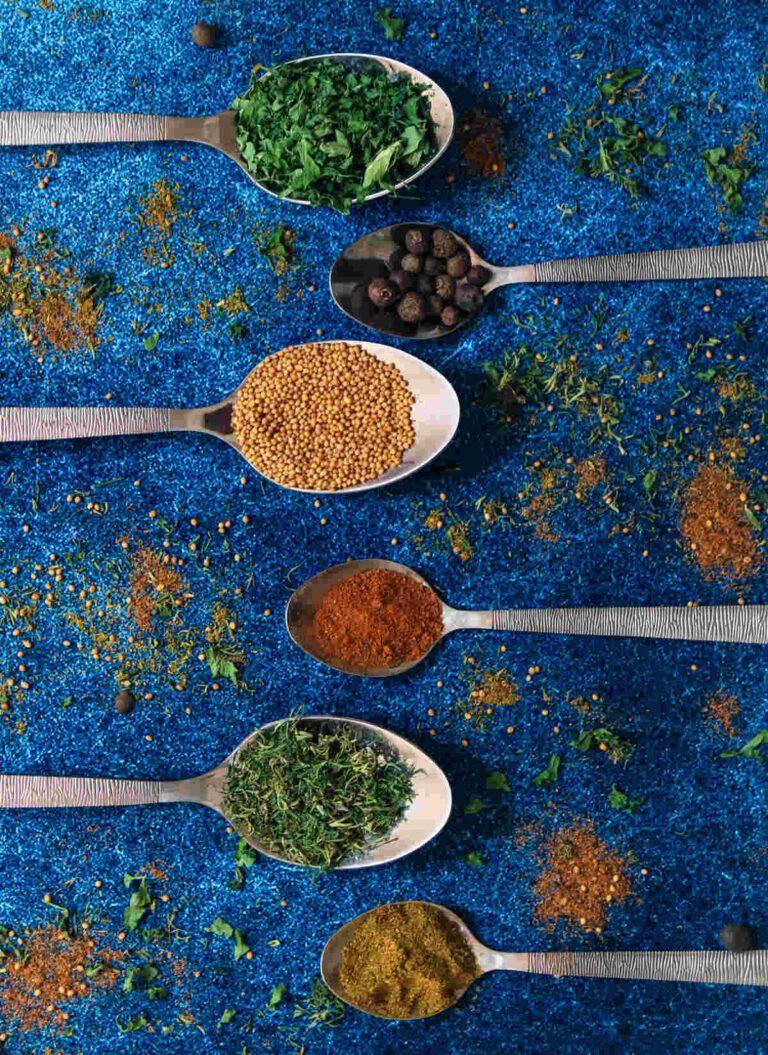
[218,1008,237,1027]
[362,142,401,190]
[233,928,250,961]
[608,785,645,813]
[721,729,768,762]
[570,727,635,763]
[116,1012,149,1033]
[123,964,160,993]
[206,917,234,939]
[143,331,160,352]
[463,795,486,815]
[485,770,511,792]
[533,754,561,787]
[375,5,406,41]
[465,851,484,866]
[267,983,287,1009]
[123,876,154,931]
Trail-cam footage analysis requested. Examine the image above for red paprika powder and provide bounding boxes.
[313,569,443,670]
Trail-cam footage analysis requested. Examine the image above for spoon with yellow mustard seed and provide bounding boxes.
[0,54,453,206]
[286,558,768,677]
[0,339,460,495]
[0,717,451,869]
[321,900,768,1020]
[331,222,768,339]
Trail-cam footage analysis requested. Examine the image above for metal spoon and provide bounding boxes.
[0,55,453,206]
[0,717,451,870]
[287,558,768,676]
[0,340,460,495]
[331,222,768,339]
[321,900,768,1019]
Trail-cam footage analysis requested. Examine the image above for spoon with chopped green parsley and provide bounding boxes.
[0,716,451,870]
[0,54,453,212]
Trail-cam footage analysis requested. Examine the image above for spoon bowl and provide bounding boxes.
[287,558,768,677]
[321,899,768,1019]
[0,716,452,870]
[0,340,460,496]
[0,55,454,207]
[331,222,768,339]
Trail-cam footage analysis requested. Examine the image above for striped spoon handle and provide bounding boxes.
[532,240,768,284]
[0,110,170,145]
[0,774,161,808]
[0,406,173,442]
[528,949,768,987]
[488,605,768,645]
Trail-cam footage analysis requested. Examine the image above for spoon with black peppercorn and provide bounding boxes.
[286,558,768,677]
[0,339,460,495]
[331,222,768,339]
[321,900,768,1020]
[0,717,451,870]
[0,54,453,205]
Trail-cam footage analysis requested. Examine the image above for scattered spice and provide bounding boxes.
[223,717,414,869]
[533,822,632,933]
[128,548,185,633]
[458,665,519,726]
[231,59,435,212]
[680,463,761,579]
[457,107,505,178]
[339,902,479,1018]
[0,923,123,1032]
[703,691,741,737]
[136,179,182,265]
[232,342,414,490]
[313,568,443,671]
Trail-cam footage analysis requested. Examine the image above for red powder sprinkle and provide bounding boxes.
[680,464,761,579]
[703,691,741,737]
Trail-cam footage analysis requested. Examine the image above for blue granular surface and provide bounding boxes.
[0,0,767,1052]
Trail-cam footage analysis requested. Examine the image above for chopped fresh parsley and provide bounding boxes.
[702,138,756,212]
[267,983,287,1010]
[465,851,484,866]
[375,6,406,40]
[533,753,561,787]
[570,727,635,763]
[123,874,154,931]
[116,1012,149,1033]
[721,729,768,762]
[485,770,511,792]
[231,58,434,212]
[463,795,486,815]
[608,785,645,813]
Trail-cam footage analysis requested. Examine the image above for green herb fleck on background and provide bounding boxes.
[375,6,406,40]
[721,729,768,762]
[608,785,645,813]
[533,754,561,786]
[485,770,511,792]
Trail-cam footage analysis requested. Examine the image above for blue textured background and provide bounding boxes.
[0,0,767,1051]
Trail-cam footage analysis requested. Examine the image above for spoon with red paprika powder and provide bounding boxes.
[286,558,768,676]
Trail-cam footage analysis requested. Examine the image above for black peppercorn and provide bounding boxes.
[404,228,428,255]
[390,269,415,293]
[397,292,427,324]
[401,253,423,274]
[423,255,445,276]
[191,20,218,47]
[425,294,444,316]
[454,282,484,314]
[440,304,461,328]
[720,924,753,952]
[465,264,491,286]
[446,251,471,278]
[432,228,458,259]
[368,277,400,308]
[434,273,455,301]
[115,689,136,715]
[416,274,434,295]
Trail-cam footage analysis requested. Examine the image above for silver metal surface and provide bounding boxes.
[0,716,451,871]
[288,558,768,677]
[0,339,459,496]
[0,54,454,205]
[321,900,768,1021]
[332,223,768,339]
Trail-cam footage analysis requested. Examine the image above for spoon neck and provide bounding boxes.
[445,608,492,631]
[478,948,530,973]
[485,264,536,292]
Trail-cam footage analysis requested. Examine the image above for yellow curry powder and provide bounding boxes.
[339,902,479,1018]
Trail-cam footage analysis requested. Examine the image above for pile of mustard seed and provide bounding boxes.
[232,342,415,490]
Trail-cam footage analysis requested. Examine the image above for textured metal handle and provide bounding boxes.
[0,110,169,146]
[489,606,768,644]
[0,406,172,443]
[534,241,768,284]
[530,949,768,987]
[0,774,161,809]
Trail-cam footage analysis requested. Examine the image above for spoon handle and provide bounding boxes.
[484,605,768,644]
[532,240,768,285]
[0,406,173,443]
[528,949,768,987]
[0,110,171,146]
[0,774,162,808]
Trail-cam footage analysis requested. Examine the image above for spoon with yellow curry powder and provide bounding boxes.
[0,340,459,495]
[0,717,451,870]
[321,900,768,1020]
[286,558,768,677]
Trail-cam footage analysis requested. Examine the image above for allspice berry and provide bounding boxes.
[466,264,491,286]
[426,294,444,317]
[720,924,753,952]
[454,282,484,314]
[423,255,445,276]
[415,274,433,295]
[432,228,458,258]
[397,292,427,323]
[404,229,428,255]
[401,253,423,274]
[434,273,455,301]
[115,689,136,715]
[191,20,218,47]
[446,251,471,278]
[389,269,415,293]
[368,277,400,308]
[440,304,461,328]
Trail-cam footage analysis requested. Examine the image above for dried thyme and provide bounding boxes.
[222,717,414,869]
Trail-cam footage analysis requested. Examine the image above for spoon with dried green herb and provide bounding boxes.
[0,54,453,209]
[0,716,451,870]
